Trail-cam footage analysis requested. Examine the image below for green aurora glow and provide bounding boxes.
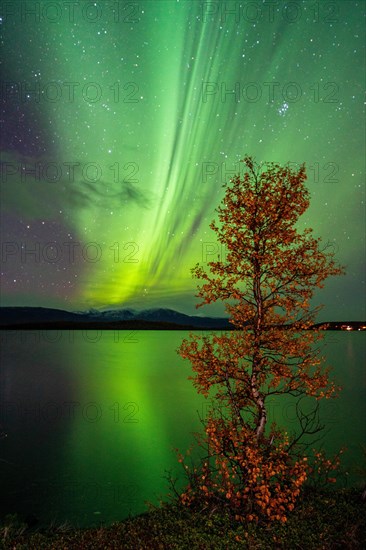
[1,0,365,319]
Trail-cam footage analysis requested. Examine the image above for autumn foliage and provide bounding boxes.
[176,156,344,522]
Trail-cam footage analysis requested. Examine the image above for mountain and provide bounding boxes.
[84,308,138,321]
[0,307,83,324]
[1,307,364,330]
[85,307,231,328]
[132,308,231,328]
[0,307,231,330]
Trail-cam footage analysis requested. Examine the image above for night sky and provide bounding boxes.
[0,0,365,320]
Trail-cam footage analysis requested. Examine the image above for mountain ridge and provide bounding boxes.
[0,307,364,330]
[0,306,231,329]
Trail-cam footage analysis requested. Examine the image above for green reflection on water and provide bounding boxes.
[0,330,365,527]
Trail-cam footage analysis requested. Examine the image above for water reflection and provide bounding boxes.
[0,330,365,526]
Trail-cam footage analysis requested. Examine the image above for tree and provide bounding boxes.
[176,156,344,522]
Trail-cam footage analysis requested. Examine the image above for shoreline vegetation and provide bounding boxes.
[1,487,365,549]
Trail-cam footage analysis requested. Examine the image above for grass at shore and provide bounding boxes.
[1,487,365,549]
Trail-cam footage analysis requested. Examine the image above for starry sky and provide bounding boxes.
[0,0,365,320]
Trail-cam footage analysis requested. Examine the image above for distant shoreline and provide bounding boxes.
[0,321,365,331]
[0,306,364,331]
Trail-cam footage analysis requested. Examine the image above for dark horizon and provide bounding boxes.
[0,305,365,331]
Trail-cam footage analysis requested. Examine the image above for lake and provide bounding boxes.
[0,330,365,527]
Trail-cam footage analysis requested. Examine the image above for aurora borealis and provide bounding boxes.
[1,0,365,319]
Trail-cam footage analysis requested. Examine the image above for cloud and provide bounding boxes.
[0,150,153,218]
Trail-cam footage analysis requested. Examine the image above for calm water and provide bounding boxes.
[0,330,365,527]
